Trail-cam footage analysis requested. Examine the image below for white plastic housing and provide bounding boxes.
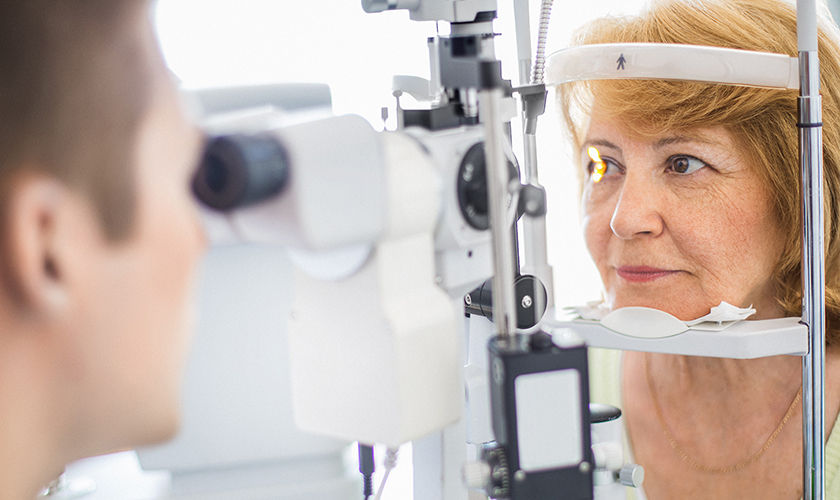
[214,114,387,251]
[405,125,494,297]
[288,133,462,447]
[406,0,497,22]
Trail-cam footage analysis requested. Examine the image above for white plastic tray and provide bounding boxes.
[545,316,808,359]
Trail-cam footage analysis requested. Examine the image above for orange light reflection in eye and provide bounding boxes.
[587,146,607,183]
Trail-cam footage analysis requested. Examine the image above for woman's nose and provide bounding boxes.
[609,174,664,240]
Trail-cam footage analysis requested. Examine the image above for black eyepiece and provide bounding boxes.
[192,134,289,211]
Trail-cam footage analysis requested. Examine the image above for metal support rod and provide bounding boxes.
[522,130,539,183]
[798,4,824,499]
[517,0,555,330]
[800,49,826,500]
[521,132,552,326]
[480,88,518,337]
[513,0,533,86]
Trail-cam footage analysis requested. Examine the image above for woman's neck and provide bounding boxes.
[638,350,813,447]
[651,353,802,395]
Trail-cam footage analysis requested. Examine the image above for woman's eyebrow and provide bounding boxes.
[653,134,720,149]
[582,139,621,151]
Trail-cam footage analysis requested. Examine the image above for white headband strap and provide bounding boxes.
[545,43,799,90]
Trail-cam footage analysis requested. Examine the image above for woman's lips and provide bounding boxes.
[616,266,679,283]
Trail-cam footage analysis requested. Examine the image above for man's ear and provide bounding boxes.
[0,172,74,317]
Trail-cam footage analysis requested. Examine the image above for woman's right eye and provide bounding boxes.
[584,146,622,183]
[586,158,622,182]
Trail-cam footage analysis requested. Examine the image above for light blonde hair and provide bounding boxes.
[558,0,840,344]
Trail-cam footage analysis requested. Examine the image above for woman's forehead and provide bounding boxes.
[582,112,737,152]
[569,79,757,144]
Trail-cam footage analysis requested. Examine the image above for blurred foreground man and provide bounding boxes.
[0,2,205,498]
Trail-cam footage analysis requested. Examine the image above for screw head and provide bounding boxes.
[514,470,526,482]
[521,295,533,309]
[526,199,539,213]
[579,461,591,474]
[463,163,475,182]
[465,294,473,306]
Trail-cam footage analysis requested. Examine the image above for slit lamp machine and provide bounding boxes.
[190,0,828,498]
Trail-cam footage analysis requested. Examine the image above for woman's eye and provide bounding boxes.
[584,147,623,183]
[668,155,707,175]
[586,158,621,182]
[587,158,621,182]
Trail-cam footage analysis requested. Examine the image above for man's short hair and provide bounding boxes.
[0,0,152,240]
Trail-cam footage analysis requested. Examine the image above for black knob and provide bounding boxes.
[528,331,554,351]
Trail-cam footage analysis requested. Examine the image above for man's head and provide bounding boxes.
[0,1,151,238]
[0,0,205,465]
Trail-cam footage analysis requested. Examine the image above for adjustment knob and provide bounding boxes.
[619,464,645,488]
[528,331,553,351]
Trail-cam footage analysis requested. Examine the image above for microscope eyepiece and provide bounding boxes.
[193,134,289,211]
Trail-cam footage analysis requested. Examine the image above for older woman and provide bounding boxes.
[559,0,840,497]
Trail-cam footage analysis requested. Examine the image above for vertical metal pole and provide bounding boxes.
[513,0,533,87]
[797,1,825,499]
[521,133,552,325]
[519,0,555,329]
[480,88,518,337]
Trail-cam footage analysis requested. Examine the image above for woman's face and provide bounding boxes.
[581,110,785,321]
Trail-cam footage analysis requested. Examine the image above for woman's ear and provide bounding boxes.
[0,172,72,317]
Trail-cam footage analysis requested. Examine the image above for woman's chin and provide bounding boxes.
[607,295,714,322]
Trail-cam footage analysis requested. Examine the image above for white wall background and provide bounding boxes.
[153,1,647,498]
[154,0,648,308]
